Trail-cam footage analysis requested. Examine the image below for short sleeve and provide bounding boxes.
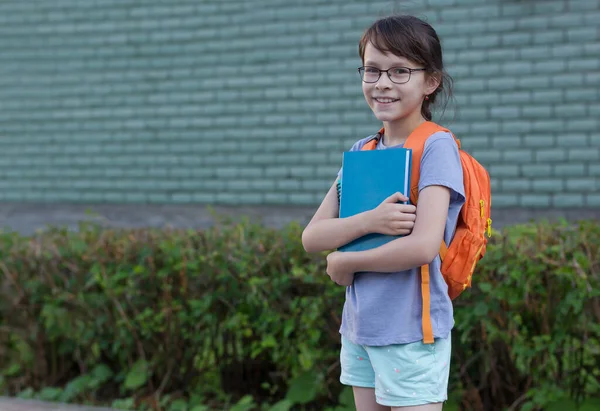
[418,132,465,204]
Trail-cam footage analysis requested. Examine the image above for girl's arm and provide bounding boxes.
[301,180,371,253]
[342,184,450,272]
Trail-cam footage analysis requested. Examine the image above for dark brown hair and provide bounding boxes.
[359,15,453,121]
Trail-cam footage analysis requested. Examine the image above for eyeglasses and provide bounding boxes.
[358,66,427,84]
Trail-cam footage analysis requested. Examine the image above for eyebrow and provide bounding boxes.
[364,60,408,67]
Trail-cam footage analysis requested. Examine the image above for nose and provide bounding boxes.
[375,73,392,90]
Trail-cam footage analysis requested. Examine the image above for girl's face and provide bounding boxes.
[361,43,437,126]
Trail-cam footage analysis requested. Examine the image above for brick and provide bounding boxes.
[490,107,520,119]
[586,194,600,207]
[532,179,564,192]
[502,33,532,46]
[490,164,520,178]
[472,64,501,77]
[492,136,522,148]
[554,164,586,177]
[457,50,487,63]
[461,136,490,149]
[502,121,532,133]
[470,150,501,163]
[568,59,600,72]
[532,31,564,45]
[501,62,532,75]
[568,148,599,162]
[583,11,600,25]
[536,149,566,162]
[552,194,585,208]
[566,178,596,192]
[503,149,533,162]
[533,60,566,73]
[553,44,585,59]
[523,106,553,119]
[567,28,598,42]
[521,194,551,207]
[471,121,501,134]
[552,73,584,87]
[556,134,588,147]
[458,107,488,120]
[550,13,584,28]
[522,165,552,178]
[264,193,287,204]
[488,77,518,91]
[487,19,517,32]
[502,179,531,192]
[492,194,519,207]
[516,16,548,29]
[585,72,600,86]
[517,75,550,89]
[534,1,566,13]
[565,119,597,132]
[532,90,563,103]
[441,8,469,21]
[531,120,565,133]
[470,34,500,48]
[488,49,519,62]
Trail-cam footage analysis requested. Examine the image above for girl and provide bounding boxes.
[302,15,465,411]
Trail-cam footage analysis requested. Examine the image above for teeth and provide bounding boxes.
[376,98,397,103]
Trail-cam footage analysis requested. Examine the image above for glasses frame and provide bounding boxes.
[358,66,428,84]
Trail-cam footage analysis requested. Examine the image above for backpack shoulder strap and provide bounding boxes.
[403,121,451,205]
[402,122,455,345]
[360,128,384,151]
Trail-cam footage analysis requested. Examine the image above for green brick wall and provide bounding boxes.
[0,0,598,210]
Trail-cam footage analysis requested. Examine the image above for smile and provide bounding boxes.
[374,98,399,103]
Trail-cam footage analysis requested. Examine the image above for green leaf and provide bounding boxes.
[90,363,114,383]
[338,386,355,408]
[545,399,577,411]
[38,387,63,401]
[230,395,255,411]
[285,370,320,404]
[4,363,21,377]
[59,375,92,402]
[190,407,210,411]
[579,398,600,411]
[269,399,293,411]
[124,359,150,390]
[112,397,136,410]
[17,388,35,399]
[168,399,188,411]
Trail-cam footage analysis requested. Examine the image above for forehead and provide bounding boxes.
[363,43,411,66]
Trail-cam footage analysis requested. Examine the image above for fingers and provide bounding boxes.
[397,204,416,214]
[383,192,409,204]
[381,220,415,236]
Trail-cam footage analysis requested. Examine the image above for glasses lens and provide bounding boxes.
[389,67,410,84]
[361,67,380,83]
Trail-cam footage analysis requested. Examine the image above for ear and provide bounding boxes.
[424,72,441,96]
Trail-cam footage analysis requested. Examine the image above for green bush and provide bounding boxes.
[0,217,598,411]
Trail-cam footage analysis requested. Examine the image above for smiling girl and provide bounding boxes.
[302,15,465,411]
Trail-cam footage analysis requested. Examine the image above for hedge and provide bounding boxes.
[0,217,598,411]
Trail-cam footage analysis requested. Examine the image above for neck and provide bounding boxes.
[382,113,428,146]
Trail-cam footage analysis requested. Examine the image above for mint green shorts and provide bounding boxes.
[340,335,451,407]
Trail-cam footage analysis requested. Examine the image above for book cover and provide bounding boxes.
[338,147,412,252]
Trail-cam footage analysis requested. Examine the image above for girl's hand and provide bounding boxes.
[366,192,417,236]
[326,251,355,286]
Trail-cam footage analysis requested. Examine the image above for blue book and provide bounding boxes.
[338,147,412,252]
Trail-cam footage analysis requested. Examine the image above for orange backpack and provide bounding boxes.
[361,121,492,344]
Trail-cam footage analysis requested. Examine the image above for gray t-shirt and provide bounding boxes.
[337,131,465,346]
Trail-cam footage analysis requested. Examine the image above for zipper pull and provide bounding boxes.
[487,218,492,237]
[479,200,485,218]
